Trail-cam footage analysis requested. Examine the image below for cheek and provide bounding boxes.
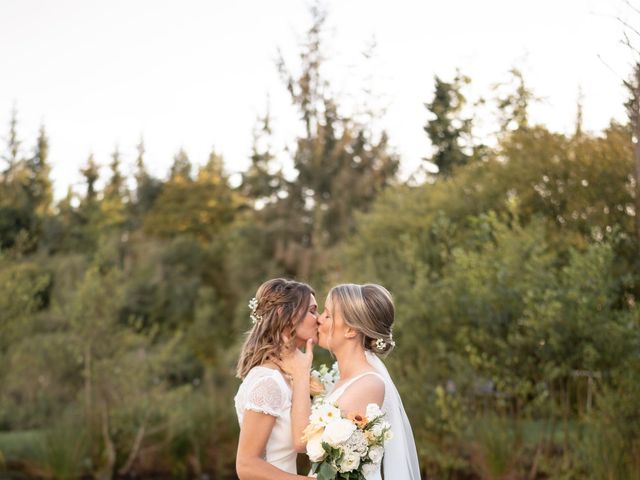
[305,314,318,330]
[320,318,331,334]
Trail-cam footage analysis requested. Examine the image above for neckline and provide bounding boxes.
[252,365,292,390]
[328,370,384,399]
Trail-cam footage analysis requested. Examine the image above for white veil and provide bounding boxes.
[365,350,422,480]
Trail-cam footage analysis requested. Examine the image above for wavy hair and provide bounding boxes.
[236,278,315,379]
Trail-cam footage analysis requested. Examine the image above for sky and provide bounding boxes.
[0,0,634,200]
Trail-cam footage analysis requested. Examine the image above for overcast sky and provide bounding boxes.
[0,0,634,199]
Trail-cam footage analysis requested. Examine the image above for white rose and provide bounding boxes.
[365,403,383,420]
[368,445,384,464]
[322,419,356,447]
[371,422,384,437]
[339,452,361,473]
[384,429,394,442]
[362,462,379,476]
[306,432,326,462]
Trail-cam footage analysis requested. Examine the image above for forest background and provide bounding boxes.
[1,3,639,479]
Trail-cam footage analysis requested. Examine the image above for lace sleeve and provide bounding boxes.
[243,374,287,418]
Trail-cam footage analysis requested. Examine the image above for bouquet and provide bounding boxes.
[304,400,392,480]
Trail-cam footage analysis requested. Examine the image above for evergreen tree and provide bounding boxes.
[424,72,473,176]
[104,146,125,202]
[99,146,127,232]
[169,148,192,182]
[80,154,100,202]
[241,110,284,203]
[495,68,536,133]
[133,137,162,218]
[25,125,53,218]
[268,5,398,278]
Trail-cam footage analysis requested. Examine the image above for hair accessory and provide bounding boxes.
[375,333,396,350]
[249,297,262,325]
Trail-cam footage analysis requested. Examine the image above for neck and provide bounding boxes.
[333,342,371,380]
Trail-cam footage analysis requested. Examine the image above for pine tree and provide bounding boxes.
[495,68,536,133]
[169,148,192,182]
[241,110,284,203]
[104,146,125,202]
[80,154,100,202]
[133,137,161,217]
[424,72,473,176]
[262,5,398,278]
[25,125,53,217]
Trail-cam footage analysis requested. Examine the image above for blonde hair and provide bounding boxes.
[327,283,395,355]
[236,278,315,379]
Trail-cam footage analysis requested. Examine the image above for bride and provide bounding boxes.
[234,278,318,479]
[289,283,422,479]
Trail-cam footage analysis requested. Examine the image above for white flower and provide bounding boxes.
[384,429,394,442]
[370,420,390,438]
[310,403,341,427]
[362,462,379,476]
[322,418,356,447]
[338,452,361,473]
[368,445,384,464]
[343,429,368,456]
[306,432,326,462]
[365,403,383,421]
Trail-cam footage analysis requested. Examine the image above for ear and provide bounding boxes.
[344,326,358,339]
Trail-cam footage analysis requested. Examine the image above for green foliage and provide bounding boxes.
[1,12,639,480]
[424,71,473,175]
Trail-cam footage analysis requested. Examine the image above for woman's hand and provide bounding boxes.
[280,338,314,381]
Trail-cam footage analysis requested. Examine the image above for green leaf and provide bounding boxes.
[317,461,338,480]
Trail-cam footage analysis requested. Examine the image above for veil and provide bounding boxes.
[365,351,422,479]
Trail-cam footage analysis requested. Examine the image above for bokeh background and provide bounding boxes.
[1,1,639,478]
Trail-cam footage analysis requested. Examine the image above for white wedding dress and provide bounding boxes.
[325,353,422,480]
[234,366,297,473]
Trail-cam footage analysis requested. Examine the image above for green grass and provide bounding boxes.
[0,430,46,463]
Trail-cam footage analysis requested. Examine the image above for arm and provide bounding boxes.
[236,410,310,479]
[290,368,311,452]
[283,338,315,453]
[337,374,385,416]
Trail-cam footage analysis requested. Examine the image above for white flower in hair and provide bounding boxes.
[248,297,262,324]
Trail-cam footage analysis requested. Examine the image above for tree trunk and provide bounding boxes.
[96,405,116,480]
[84,343,92,419]
[118,422,146,476]
[634,122,640,245]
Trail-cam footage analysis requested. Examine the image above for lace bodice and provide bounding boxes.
[234,366,297,473]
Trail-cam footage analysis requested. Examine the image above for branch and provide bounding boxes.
[622,32,640,55]
[118,422,147,476]
[624,0,640,17]
[617,15,640,39]
[597,53,625,82]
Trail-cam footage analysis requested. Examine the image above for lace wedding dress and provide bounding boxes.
[234,366,297,473]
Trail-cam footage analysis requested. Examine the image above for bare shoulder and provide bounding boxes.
[338,373,385,414]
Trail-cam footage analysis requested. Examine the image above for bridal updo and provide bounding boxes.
[328,283,395,355]
[236,278,315,379]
